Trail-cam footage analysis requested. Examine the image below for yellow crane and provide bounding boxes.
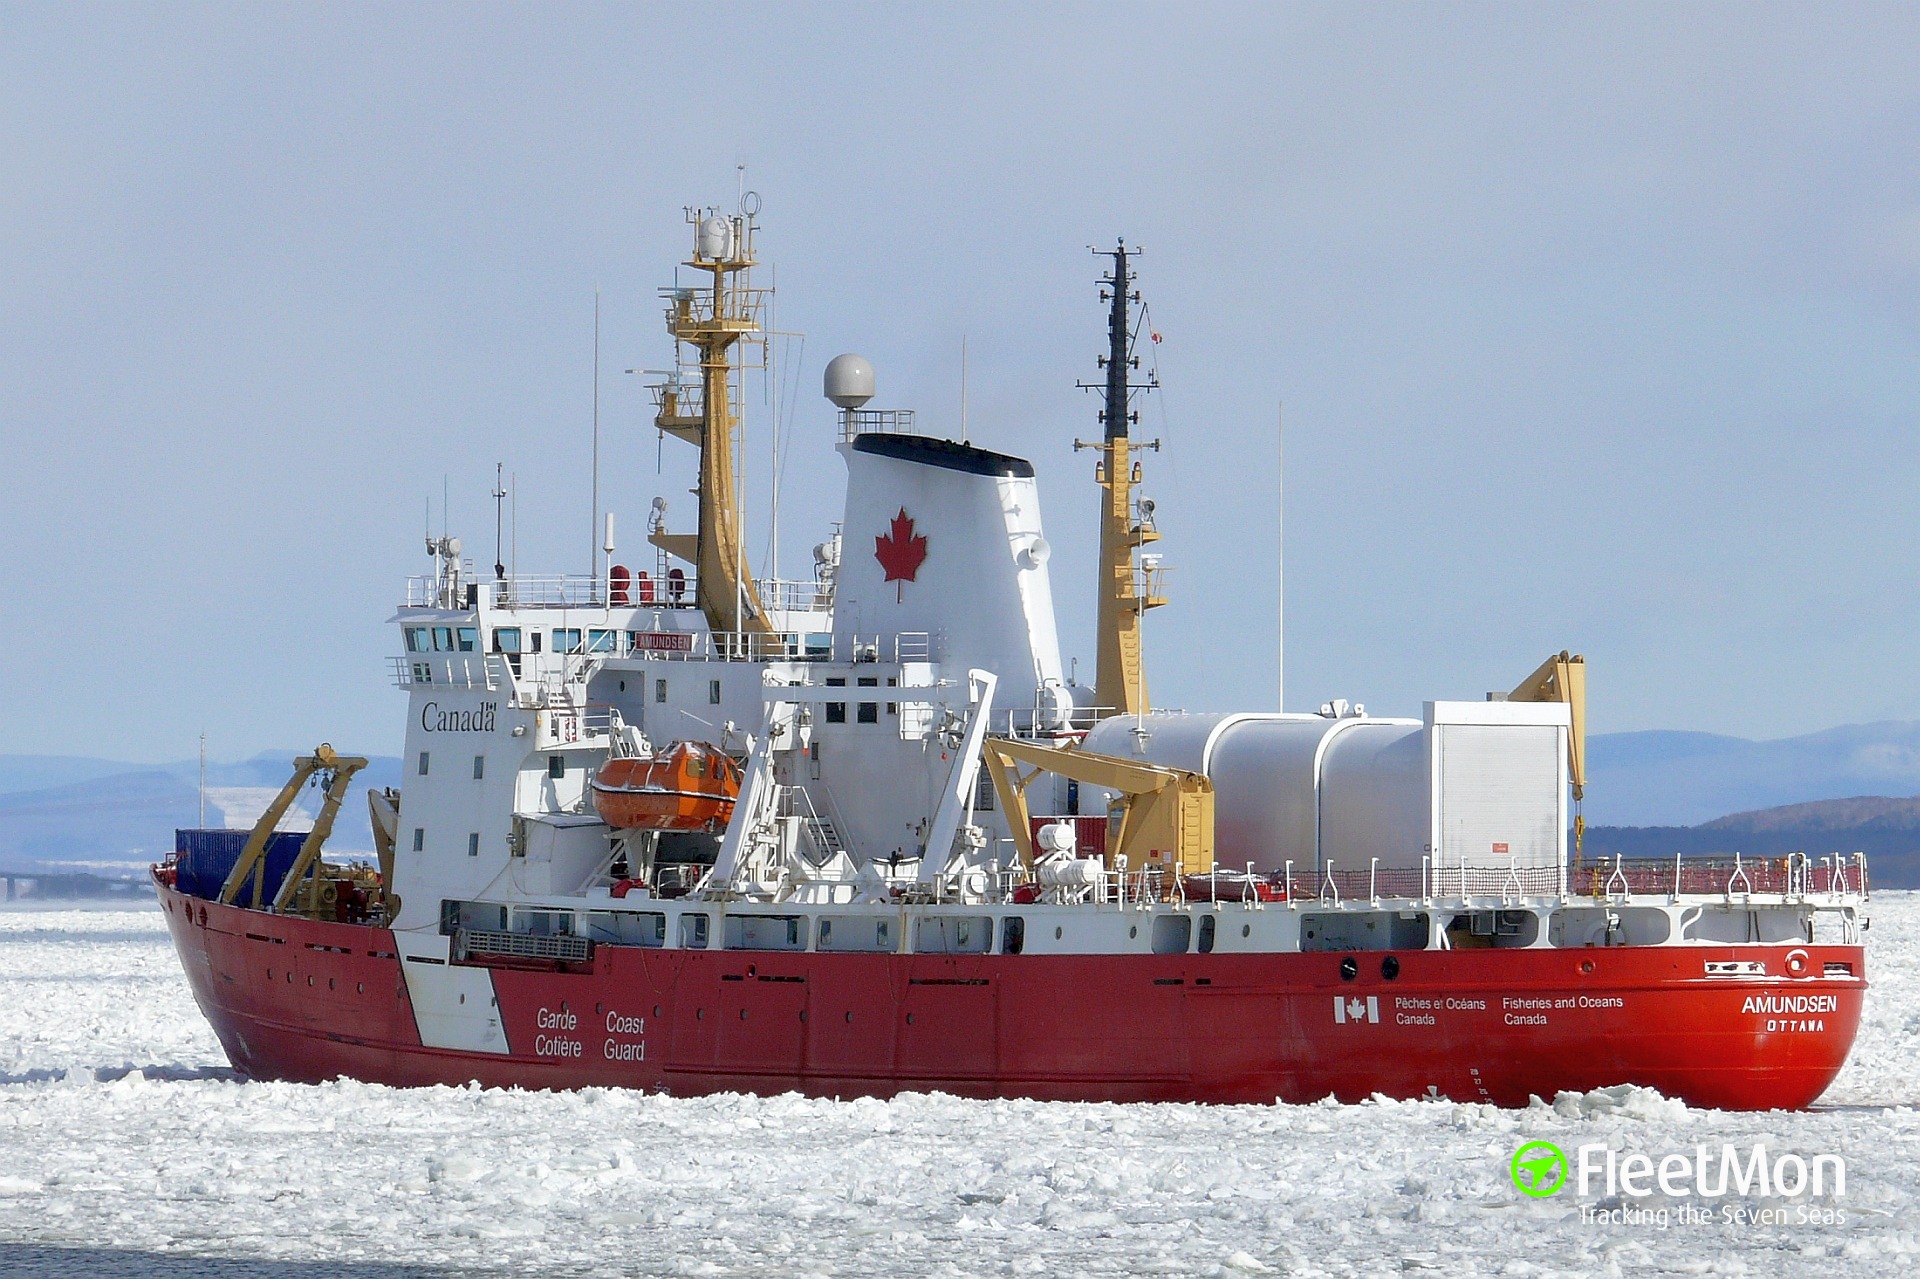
[980,736,1214,878]
[1507,650,1588,855]
[217,744,370,917]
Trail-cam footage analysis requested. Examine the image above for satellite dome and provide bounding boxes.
[824,353,875,409]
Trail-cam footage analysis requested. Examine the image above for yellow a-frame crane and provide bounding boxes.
[217,744,370,917]
[980,736,1214,878]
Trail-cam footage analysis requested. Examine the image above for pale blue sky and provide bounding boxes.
[3,2,1918,760]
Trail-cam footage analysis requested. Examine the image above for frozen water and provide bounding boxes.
[0,894,1913,1277]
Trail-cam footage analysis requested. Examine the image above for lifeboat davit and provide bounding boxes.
[591,741,742,832]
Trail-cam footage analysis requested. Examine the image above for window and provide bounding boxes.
[529,631,543,653]
[472,755,485,780]
[554,628,583,655]
[456,627,479,652]
[492,627,522,654]
[825,702,847,724]
[467,833,480,858]
[412,662,432,684]
[1003,916,1025,955]
[654,678,667,704]
[679,914,710,949]
[548,755,566,780]
[418,751,430,776]
[857,677,878,687]
[588,628,616,653]
[432,626,454,652]
[708,679,722,705]
[405,627,429,653]
[857,702,878,724]
[1198,914,1217,954]
[412,827,424,853]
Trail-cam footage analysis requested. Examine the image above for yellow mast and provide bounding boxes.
[1076,242,1165,718]
[650,209,774,648]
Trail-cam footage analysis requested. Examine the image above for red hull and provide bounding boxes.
[156,877,1865,1109]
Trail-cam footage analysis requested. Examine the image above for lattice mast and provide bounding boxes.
[1076,241,1165,718]
[649,207,774,643]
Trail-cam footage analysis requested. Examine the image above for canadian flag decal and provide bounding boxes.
[874,508,928,599]
[1333,995,1380,1025]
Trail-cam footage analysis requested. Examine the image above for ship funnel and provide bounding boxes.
[824,353,875,409]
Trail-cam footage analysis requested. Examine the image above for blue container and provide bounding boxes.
[174,828,309,902]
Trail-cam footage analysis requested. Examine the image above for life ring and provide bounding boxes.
[1784,948,1810,978]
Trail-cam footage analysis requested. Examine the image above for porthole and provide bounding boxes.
[845,1011,854,1023]
[1129,925,1138,939]
[307,975,314,986]
[328,978,335,991]
[1339,956,1358,981]
[799,1010,808,1023]
[356,982,365,994]
[906,1013,915,1026]
[740,1008,748,1020]
[696,1008,704,1020]
[654,1005,662,1018]
[1055,926,1063,940]
[1242,924,1251,938]
[458,993,466,1004]
[1381,956,1401,981]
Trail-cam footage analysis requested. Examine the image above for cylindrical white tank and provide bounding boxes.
[824,353,875,409]
[1081,711,1428,875]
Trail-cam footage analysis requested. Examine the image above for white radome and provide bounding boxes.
[824,352,876,409]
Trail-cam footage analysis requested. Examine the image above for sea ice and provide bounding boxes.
[0,894,1911,1276]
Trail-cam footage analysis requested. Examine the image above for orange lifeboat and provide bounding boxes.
[591,741,742,832]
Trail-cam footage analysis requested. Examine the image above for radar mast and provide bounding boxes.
[648,202,775,647]
[1076,241,1165,718]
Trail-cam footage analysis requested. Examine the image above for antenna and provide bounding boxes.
[492,462,506,580]
[198,731,206,829]
[591,289,602,591]
[1277,401,1285,712]
[961,335,969,444]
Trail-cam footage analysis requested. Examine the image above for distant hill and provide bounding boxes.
[1585,793,1920,888]
[1584,721,1920,827]
[0,751,402,875]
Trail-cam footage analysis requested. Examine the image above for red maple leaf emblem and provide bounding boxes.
[874,508,928,598]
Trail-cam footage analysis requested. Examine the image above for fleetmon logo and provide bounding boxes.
[1511,1140,1569,1197]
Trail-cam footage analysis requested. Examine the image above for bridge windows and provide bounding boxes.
[417,751,430,776]
[553,628,584,655]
